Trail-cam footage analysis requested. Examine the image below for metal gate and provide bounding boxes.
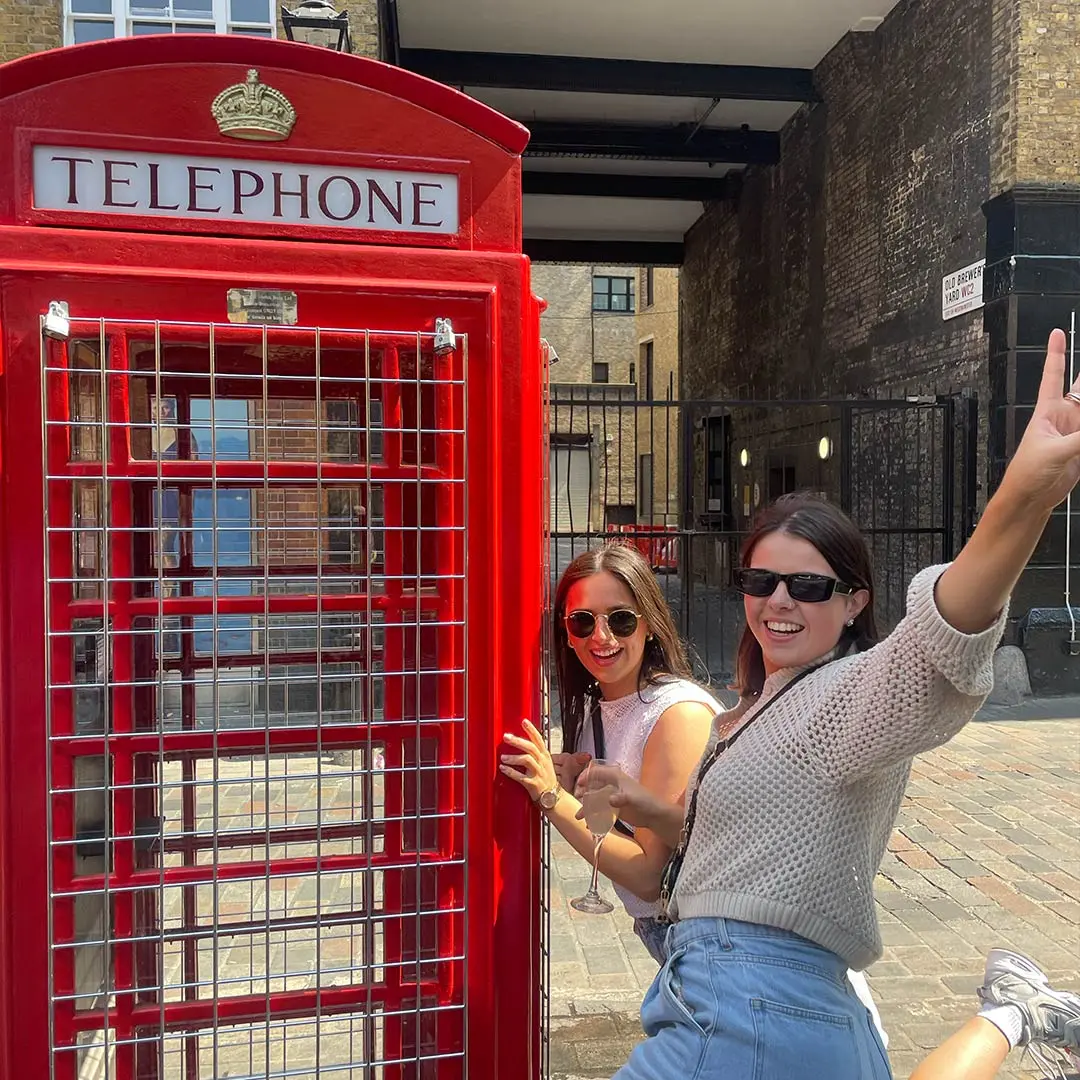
[547,387,979,694]
[41,315,467,1079]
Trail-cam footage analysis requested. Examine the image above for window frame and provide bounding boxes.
[640,340,654,401]
[591,275,635,314]
[637,452,654,520]
[591,361,609,384]
[65,0,275,46]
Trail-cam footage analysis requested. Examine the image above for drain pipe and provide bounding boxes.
[1067,311,1079,655]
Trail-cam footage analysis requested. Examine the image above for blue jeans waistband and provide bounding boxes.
[667,917,847,972]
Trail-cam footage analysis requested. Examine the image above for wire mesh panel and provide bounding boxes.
[41,318,467,1080]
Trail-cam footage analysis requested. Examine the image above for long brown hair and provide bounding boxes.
[554,542,693,753]
[733,493,879,699]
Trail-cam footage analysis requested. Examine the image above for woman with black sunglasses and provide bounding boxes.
[499,541,719,962]
[574,330,1080,1080]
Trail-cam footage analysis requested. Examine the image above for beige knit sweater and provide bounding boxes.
[671,564,1006,970]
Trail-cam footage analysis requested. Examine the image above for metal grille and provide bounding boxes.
[547,385,977,693]
[537,346,555,1080]
[42,317,467,1079]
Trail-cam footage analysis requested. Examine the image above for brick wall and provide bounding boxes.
[679,0,997,613]
[681,0,994,405]
[982,0,1080,630]
[0,0,374,64]
[348,0,378,58]
[0,0,62,62]
[1012,0,1080,186]
[533,262,638,385]
[536,263,640,527]
[536,263,684,528]
[634,267,680,522]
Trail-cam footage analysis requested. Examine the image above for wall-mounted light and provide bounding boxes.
[739,448,750,468]
[818,436,833,461]
[281,0,352,51]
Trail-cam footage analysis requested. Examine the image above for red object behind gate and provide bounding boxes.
[0,38,544,1080]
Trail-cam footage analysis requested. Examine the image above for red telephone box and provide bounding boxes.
[0,36,544,1080]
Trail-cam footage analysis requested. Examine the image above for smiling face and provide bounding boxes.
[563,570,649,701]
[745,530,869,676]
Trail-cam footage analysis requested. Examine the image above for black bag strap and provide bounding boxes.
[589,696,635,838]
[657,663,823,921]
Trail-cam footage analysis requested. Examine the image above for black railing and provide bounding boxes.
[547,387,979,695]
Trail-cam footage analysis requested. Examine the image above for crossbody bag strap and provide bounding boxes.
[657,663,823,921]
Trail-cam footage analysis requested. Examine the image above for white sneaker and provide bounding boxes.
[978,949,1080,1079]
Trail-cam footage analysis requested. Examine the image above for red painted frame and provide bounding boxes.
[0,37,543,1080]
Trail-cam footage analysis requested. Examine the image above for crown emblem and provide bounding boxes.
[211,69,296,142]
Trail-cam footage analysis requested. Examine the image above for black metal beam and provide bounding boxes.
[377,0,401,65]
[523,238,683,266]
[398,48,818,103]
[523,121,777,164]
[522,171,740,201]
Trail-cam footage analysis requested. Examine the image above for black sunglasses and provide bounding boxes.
[733,568,856,603]
[564,608,642,639]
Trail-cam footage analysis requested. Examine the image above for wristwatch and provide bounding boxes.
[536,785,561,811]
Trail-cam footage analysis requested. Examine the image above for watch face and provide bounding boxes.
[539,789,558,810]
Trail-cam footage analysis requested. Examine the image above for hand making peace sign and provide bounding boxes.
[1003,328,1080,512]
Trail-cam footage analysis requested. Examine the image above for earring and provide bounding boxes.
[846,620,854,627]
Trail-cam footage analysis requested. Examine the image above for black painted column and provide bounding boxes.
[983,184,1080,692]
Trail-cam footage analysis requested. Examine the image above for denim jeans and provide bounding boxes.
[632,916,669,965]
[614,917,894,1080]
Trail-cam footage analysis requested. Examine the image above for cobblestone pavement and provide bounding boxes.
[546,719,1080,1080]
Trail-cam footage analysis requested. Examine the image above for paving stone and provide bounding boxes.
[915,929,984,960]
[895,906,950,933]
[573,916,624,944]
[549,934,580,963]
[1043,899,1080,924]
[1007,853,1058,874]
[879,922,922,946]
[582,947,629,975]
[1015,878,1070,902]
[547,720,1077,1080]
[939,857,990,878]
[876,890,923,911]
[865,960,908,978]
[941,971,986,995]
[919,897,974,923]
[889,944,951,975]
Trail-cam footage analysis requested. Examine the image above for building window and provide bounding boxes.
[605,503,636,527]
[640,341,654,400]
[643,266,655,308]
[768,459,797,501]
[629,362,635,385]
[592,362,609,384]
[637,453,654,520]
[592,275,635,313]
[65,0,274,44]
[706,415,729,510]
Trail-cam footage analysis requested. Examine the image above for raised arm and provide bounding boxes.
[935,329,1080,632]
[808,330,1080,780]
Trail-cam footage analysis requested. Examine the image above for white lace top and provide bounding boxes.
[578,676,723,919]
